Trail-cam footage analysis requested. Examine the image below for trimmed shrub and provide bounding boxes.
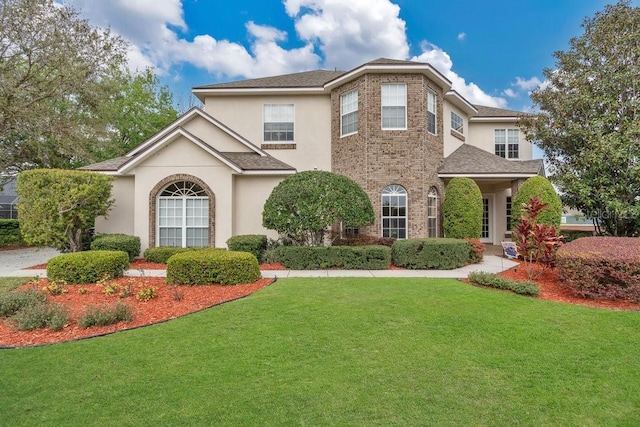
[91,234,140,261]
[332,233,396,247]
[562,229,594,243]
[226,234,268,262]
[143,247,202,264]
[78,302,133,328]
[47,250,129,284]
[0,289,47,317]
[275,245,391,270]
[557,237,640,302]
[167,249,260,285]
[465,238,485,264]
[512,176,562,230]
[468,271,539,296]
[442,178,483,239]
[0,219,24,247]
[392,238,469,270]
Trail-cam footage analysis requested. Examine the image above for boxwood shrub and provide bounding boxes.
[226,234,268,262]
[557,237,640,302]
[166,249,260,285]
[47,250,130,284]
[143,246,202,264]
[91,234,141,261]
[275,245,391,270]
[392,238,469,270]
[0,219,24,247]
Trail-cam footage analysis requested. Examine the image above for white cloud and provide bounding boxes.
[514,76,543,91]
[412,42,507,108]
[457,32,466,41]
[503,88,517,98]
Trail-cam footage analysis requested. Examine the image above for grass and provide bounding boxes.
[0,277,31,293]
[1,277,640,425]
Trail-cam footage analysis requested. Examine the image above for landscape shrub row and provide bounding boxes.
[332,234,396,247]
[91,234,140,261]
[468,271,539,296]
[143,247,201,264]
[557,237,640,303]
[226,234,267,262]
[167,249,260,285]
[47,250,130,284]
[275,245,391,270]
[0,219,24,247]
[392,238,469,270]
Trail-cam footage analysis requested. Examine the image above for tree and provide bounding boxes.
[262,171,374,246]
[519,1,640,236]
[0,0,128,179]
[511,176,562,230]
[442,177,483,239]
[16,169,114,252]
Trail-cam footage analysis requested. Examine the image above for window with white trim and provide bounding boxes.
[264,104,294,142]
[427,187,438,237]
[381,83,407,129]
[451,111,463,134]
[382,184,407,238]
[428,91,437,134]
[340,90,358,136]
[158,181,209,247]
[495,129,519,159]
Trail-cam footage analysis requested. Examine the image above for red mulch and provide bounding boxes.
[0,277,273,348]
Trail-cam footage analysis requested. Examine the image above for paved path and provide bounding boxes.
[0,247,517,279]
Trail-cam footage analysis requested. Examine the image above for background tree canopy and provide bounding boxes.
[519,1,640,236]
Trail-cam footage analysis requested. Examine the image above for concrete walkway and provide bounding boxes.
[0,247,517,279]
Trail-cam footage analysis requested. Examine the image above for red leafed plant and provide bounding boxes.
[513,196,563,280]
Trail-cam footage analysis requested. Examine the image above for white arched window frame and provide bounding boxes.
[157,181,209,247]
[382,184,407,239]
[427,187,438,238]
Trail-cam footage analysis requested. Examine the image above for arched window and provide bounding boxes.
[427,187,438,238]
[158,181,209,247]
[382,184,407,238]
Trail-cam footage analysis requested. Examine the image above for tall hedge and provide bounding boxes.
[512,176,562,229]
[442,177,483,239]
[0,219,23,247]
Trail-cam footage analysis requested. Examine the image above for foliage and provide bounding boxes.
[442,178,483,239]
[518,1,640,236]
[16,169,114,252]
[0,219,24,247]
[226,234,268,262]
[464,238,485,264]
[557,237,640,302]
[42,279,67,296]
[331,233,396,247]
[468,271,539,297]
[167,249,260,285]
[78,302,133,328]
[136,286,158,302]
[263,171,374,246]
[0,277,31,293]
[511,176,562,230]
[10,300,69,331]
[0,0,128,177]
[562,230,594,243]
[275,245,391,270]
[392,238,469,270]
[91,234,141,262]
[46,250,129,284]
[143,247,200,264]
[0,288,46,317]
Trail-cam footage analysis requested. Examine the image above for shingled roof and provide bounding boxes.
[439,144,543,176]
[472,105,529,118]
[79,157,130,172]
[193,69,345,90]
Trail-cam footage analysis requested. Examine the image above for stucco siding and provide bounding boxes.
[182,115,254,152]
[232,175,284,240]
[95,176,135,236]
[467,121,533,161]
[443,102,467,157]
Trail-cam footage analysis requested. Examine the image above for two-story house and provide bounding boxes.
[83,58,543,251]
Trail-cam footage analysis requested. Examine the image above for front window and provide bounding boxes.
[381,83,407,129]
[495,129,519,159]
[428,92,437,134]
[427,187,438,237]
[158,181,209,247]
[451,111,463,135]
[382,184,407,238]
[506,196,512,231]
[340,90,358,136]
[264,104,294,142]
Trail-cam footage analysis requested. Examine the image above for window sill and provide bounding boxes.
[261,143,296,150]
[340,131,358,138]
[450,129,465,142]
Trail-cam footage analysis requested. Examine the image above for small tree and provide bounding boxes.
[511,176,562,230]
[17,169,113,252]
[442,177,483,239]
[262,171,374,246]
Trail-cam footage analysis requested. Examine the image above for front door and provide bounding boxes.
[481,197,492,243]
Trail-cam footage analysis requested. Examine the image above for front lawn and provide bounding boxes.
[1,277,639,425]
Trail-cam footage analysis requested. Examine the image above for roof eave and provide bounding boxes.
[438,172,540,179]
[324,63,452,91]
[193,86,328,102]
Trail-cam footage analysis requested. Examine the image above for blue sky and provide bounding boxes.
[67,0,636,112]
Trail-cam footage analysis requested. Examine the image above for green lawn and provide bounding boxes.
[1,277,639,426]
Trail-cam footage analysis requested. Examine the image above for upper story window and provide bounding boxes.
[264,104,294,142]
[381,83,407,130]
[451,111,463,135]
[495,128,519,159]
[427,92,437,134]
[340,90,358,136]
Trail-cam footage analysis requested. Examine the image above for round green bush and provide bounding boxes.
[143,246,201,264]
[512,176,562,229]
[47,250,129,284]
[166,249,260,285]
[226,234,268,262]
[442,178,483,239]
[91,233,141,261]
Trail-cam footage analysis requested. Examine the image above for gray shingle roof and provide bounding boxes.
[439,144,543,175]
[472,105,528,118]
[194,70,345,90]
[79,157,130,171]
[221,152,295,171]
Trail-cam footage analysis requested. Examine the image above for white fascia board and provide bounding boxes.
[324,64,452,91]
[240,170,296,176]
[193,87,328,101]
[469,116,519,123]
[445,91,478,116]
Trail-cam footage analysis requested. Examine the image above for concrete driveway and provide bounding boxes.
[0,247,60,277]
